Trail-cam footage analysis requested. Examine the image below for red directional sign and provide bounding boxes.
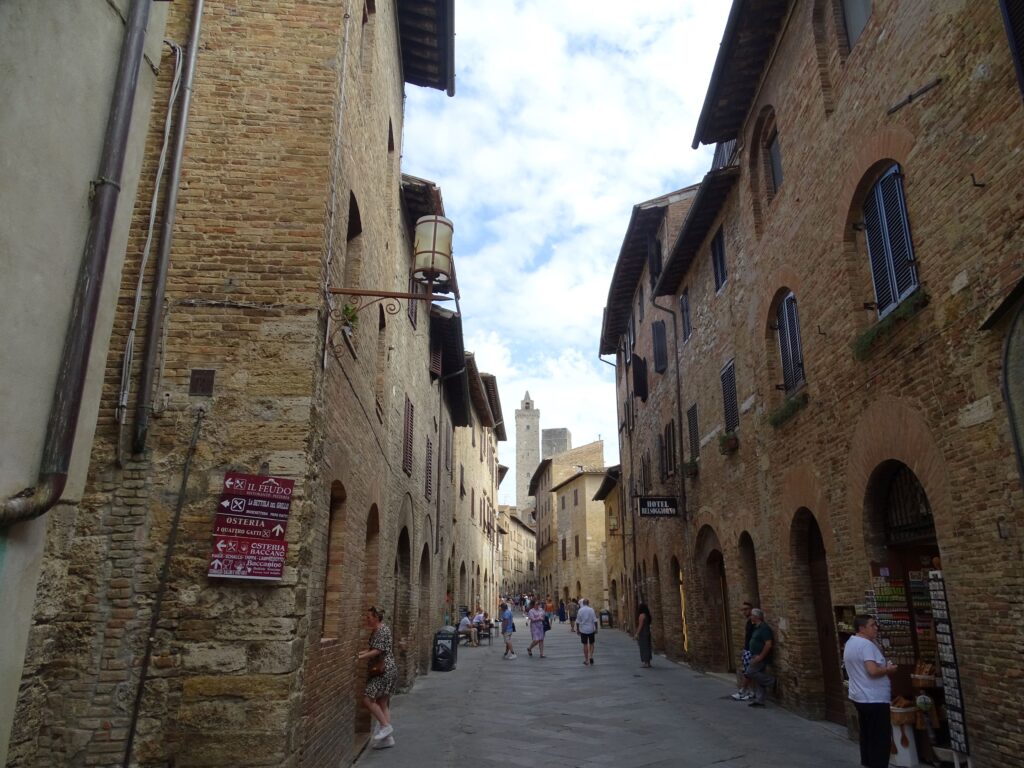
[208,472,294,581]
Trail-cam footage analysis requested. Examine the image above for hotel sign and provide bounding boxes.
[637,496,679,517]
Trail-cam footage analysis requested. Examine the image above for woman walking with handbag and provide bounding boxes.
[357,606,398,749]
[526,601,547,657]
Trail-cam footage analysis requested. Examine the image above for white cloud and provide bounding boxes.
[404,1,731,504]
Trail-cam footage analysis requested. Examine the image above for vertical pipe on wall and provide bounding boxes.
[1,0,152,528]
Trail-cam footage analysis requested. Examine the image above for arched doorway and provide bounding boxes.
[393,527,412,679]
[790,508,844,723]
[458,561,467,616]
[356,506,381,733]
[695,525,732,671]
[863,461,946,692]
[650,556,665,651]
[417,544,431,673]
[670,556,687,654]
[737,532,761,608]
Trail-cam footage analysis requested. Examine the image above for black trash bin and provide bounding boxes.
[432,626,458,672]
[600,609,612,628]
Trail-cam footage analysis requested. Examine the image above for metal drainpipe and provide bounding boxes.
[133,0,206,454]
[1,0,152,528]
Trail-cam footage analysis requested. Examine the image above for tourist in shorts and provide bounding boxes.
[575,598,598,665]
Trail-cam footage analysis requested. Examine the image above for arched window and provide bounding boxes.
[776,291,806,393]
[863,164,918,318]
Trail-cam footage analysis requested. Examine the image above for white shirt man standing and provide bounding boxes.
[843,614,899,768]
[575,598,599,665]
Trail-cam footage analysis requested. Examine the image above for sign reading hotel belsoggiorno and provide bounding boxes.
[637,496,679,517]
[208,472,294,581]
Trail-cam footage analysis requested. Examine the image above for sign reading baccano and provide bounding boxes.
[208,472,294,581]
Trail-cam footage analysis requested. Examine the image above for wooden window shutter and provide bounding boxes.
[721,361,739,433]
[687,404,699,460]
[680,290,692,340]
[647,234,663,288]
[1002,0,1024,99]
[864,165,917,317]
[429,337,442,377]
[712,229,727,290]
[402,396,414,475]
[652,320,667,373]
[665,420,677,476]
[777,292,805,392]
[657,432,666,481]
[425,438,433,499]
[632,356,648,402]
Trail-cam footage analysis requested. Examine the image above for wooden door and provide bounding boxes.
[809,522,845,724]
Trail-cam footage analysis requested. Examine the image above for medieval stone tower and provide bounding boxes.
[515,391,540,514]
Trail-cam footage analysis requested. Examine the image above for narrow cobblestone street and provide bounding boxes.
[355,617,859,767]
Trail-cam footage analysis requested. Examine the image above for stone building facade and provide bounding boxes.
[604,2,1024,765]
[593,467,630,629]
[549,471,608,607]
[528,440,604,600]
[600,186,697,657]
[6,2,470,766]
[449,356,506,620]
[498,507,536,597]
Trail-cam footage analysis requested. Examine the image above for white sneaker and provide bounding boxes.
[507,653,517,659]
[372,735,395,749]
[730,691,746,700]
[375,724,393,740]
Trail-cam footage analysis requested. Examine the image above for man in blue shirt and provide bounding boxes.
[744,608,775,707]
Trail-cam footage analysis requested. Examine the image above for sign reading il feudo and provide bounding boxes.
[637,496,679,517]
[208,472,294,581]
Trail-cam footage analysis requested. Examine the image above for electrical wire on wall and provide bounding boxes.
[116,40,185,466]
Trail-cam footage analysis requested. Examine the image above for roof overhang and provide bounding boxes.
[690,0,791,149]
[527,458,552,497]
[465,354,494,428]
[481,373,506,441]
[655,165,740,296]
[430,307,470,426]
[599,187,698,355]
[397,0,455,96]
[497,464,509,486]
[592,465,621,502]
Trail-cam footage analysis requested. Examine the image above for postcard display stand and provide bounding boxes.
[928,570,969,761]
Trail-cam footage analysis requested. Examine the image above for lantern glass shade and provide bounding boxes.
[412,215,454,291]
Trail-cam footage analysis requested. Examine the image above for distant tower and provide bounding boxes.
[541,428,572,459]
[515,392,541,513]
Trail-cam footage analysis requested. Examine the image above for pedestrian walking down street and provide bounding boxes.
[357,606,397,749]
[544,594,556,625]
[567,597,579,632]
[744,608,775,707]
[575,598,598,665]
[500,602,517,659]
[558,600,567,623]
[842,615,899,768]
[731,602,755,700]
[526,602,546,657]
[635,602,653,668]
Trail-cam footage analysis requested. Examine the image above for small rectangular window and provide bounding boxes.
[687,404,699,460]
[648,235,663,288]
[712,229,727,291]
[632,356,649,403]
[652,320,668,373]
[767,130,783,195]
[573,488,579,506]
[777,292,806,392]
[562,538,566,561]
[574,535,579,558]
[407,276,419,327]
[665,420,677,477]
[637,285,645,322]
[680,290,692,341]
[721,360,739,433]
[402,396,414,475]
[424,438,433,499]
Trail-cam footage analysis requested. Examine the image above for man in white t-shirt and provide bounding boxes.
[457,614,478,646]
[575,598,599,665]
[842,614,898,768]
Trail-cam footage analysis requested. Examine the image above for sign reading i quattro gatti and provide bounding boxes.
[208,472,294,581]
[637,496,679,517]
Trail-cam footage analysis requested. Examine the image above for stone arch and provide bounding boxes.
[650,556,665,651]
[667,555,687,655]
[343,192,364,288]
[322,481,347,639]
[1005,302,1024,486]
[846,397,952,563]
[355,505,381,733]
[417,543,432,673]
[748,104,780,236]
[693,525,733,671]
[787,507,844,723]
[392,527,412,679]
[737,532,761,609]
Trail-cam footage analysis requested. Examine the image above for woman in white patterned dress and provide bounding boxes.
[357,606,398,749]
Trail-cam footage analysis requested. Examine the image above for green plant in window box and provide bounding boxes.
[718,431,739,455]
[850,290,929,362]
[682,460,699,478]
[768,392,810,428]
[341,302,359,333]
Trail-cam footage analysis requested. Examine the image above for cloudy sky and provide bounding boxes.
[403,1,732,506]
